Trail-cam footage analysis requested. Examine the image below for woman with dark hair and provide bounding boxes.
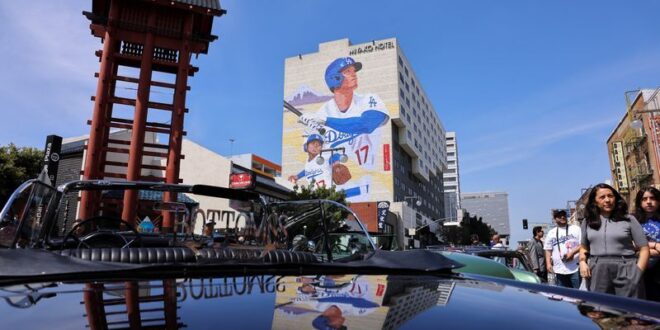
[633,187,660,301]
[579,183,649,298]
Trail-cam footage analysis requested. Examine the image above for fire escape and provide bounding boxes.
[622,88,660,189]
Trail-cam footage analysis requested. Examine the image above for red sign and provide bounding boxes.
[376,283,385,297]
[229,173,254,189]
[383,144,391,171]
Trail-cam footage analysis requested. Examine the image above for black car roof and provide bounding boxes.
[57,180,261,201]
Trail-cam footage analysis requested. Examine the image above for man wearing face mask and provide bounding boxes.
[544,210,582,288]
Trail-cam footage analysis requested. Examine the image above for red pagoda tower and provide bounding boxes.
[80,0,225,232]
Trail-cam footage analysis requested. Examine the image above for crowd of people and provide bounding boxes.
[529,183,659,302]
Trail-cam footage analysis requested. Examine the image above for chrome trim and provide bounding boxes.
[0,179,38,225]
[269,199,377,251]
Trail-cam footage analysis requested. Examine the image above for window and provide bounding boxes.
[399,72,404,84]
[398,56,403,66]
[405,66,409,76]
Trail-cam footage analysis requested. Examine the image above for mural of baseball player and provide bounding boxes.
[288,134,335,188]
[300,57,390,170]
[292,57,389,202]
[278,275,381,319]
[288,134,362,198]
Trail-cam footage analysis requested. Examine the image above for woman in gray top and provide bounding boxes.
[579,183,649,298]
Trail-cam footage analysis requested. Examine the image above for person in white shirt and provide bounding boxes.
[544,209,581,288]
[491,234,504,249]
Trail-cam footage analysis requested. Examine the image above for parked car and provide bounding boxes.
[437,250,517,280]
[426,246,538,283]
[1,179,659,329]
[471,249,542,284]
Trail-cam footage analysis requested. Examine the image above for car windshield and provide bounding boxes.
[269,200,375,261]
[0,180,58,249]
[0,180,376,263]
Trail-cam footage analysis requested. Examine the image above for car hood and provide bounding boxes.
[1,274,658,329]
[508,268,541,284]
[439,251,516,280]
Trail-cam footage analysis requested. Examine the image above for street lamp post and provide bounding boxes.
[401,196,422,249]
[403,196,422,207]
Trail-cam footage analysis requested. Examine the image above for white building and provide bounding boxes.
[282,37,448,247]
[443,132,460,220]
[57,131,286,235]
[461,191,510,237]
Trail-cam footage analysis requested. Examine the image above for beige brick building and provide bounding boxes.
[607,88,660,208]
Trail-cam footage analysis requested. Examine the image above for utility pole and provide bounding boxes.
[229,138,235,157]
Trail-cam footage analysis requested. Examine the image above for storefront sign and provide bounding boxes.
[42,135,62,185]
[377,201,390,230]
[229,172,255,189]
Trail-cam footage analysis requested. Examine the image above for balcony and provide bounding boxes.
[630,165,653,183]
[623,131,646,153]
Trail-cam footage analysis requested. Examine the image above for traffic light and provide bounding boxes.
[522,219,528,230]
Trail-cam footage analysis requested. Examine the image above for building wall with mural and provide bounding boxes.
[282,38,399,203]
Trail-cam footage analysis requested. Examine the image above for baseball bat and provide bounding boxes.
[283,100,326,135]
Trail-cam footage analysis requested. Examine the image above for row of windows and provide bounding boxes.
[399,56,430,112]
[393,144,444,218]
[397,54,445,166]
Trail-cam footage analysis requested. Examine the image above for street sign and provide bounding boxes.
[377,201,390,230]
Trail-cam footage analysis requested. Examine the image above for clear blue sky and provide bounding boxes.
[1,1,660,244]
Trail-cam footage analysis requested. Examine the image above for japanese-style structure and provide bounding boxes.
[80,0,225,232]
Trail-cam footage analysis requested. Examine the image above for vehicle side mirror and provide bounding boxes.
[291,234,308,251]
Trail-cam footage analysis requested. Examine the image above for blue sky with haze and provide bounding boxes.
[1,1,660,244]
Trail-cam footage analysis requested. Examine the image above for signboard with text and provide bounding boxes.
[41,135,62,185]
[377,201,390,230]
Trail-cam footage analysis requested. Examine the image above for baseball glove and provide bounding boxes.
[332,163,352,185]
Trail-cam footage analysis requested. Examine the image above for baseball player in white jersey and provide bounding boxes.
[288,134,333,188]
[300,57,390,171]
